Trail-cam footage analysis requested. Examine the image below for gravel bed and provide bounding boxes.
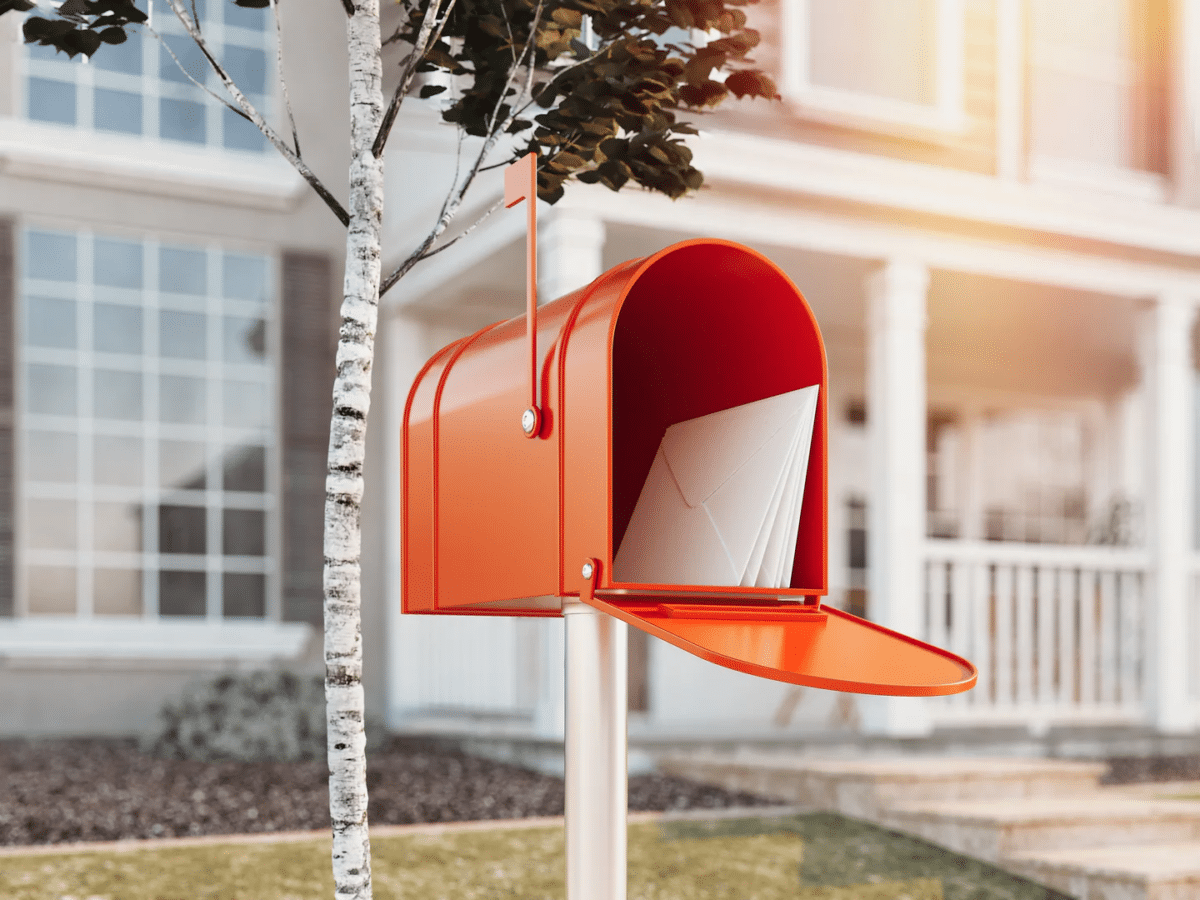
[1101,753,1200,784]
[0,737,779,846]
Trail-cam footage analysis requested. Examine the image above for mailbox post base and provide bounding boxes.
[564,597,628,900]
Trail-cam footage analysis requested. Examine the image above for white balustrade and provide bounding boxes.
[924,540,1147,728]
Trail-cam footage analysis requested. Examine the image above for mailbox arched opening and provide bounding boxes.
[609,242,828,597]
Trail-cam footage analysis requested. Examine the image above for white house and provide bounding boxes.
[3,0,1200,747]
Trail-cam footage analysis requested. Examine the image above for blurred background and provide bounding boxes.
[1,0,1198,772]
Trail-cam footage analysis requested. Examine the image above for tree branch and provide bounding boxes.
[371,0,458,158]
[161,0,350,227]
[380,0,546,295]
[380,198,502,296]
[268,0,301,157]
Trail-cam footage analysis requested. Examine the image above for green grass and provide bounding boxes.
[0,814,1070,900]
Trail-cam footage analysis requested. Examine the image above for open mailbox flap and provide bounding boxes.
[583,588,977,697]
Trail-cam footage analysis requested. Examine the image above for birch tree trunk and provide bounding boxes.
[324,0,384,898]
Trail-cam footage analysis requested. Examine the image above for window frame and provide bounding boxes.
[17,3,275,155]
[782,0,967,138]
[13,225,282,624]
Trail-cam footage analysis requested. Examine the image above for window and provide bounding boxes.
[23,0,271,152]
[18,229,276,619]
[784,0,965,134]
[1028,0,1168,196]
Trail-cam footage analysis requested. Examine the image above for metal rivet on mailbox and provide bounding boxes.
[581,562,594,580]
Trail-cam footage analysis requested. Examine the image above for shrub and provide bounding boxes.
[147,669,327,762]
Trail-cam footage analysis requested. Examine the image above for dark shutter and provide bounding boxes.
[281,251,336,625]
[0,221,13,617]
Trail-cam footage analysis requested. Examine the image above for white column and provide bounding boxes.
[564,598,628,900]
[1140,293,1198,734]
[862,258,932,736]
[384,310,430,729]
[539,211,606,303]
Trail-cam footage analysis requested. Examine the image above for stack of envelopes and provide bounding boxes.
[614,386,820,588]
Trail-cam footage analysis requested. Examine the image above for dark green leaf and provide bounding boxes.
[235,0,272,7]
[419,83,447,98]
[98,25,127,43]
[0,0,37,14]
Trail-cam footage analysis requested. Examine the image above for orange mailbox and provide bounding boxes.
[403,237,976,697]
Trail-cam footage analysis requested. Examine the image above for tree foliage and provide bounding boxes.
[396,0,778,202]
[11,0,777,206]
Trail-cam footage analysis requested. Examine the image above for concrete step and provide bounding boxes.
[879,794,1200,864]
[1003,842,1200,900]
[658,753,1106,820]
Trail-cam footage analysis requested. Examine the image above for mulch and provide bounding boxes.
[0,737,778,846]
[3,737,1195,848]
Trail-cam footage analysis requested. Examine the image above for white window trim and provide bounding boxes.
[0,116,305,211]
[782,0,967,139]
[0,617,311,663]
[1028,154,1169,205]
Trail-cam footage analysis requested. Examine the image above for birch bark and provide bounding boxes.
[324,0,384,898]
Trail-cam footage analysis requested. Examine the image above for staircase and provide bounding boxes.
[659,753,1200,900]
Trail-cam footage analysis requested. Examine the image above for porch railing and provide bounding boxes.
[923,540,1148,728]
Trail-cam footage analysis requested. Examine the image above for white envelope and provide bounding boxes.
[613,385,820,588]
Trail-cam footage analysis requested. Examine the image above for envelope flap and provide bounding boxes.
[661,387,818,507]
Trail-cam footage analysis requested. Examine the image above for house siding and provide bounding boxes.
[0,219,12,618]
[281,250,336,626]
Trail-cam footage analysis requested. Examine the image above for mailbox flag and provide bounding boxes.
[613,386,819,588]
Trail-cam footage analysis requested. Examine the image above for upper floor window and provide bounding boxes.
[785,0,965,135]
[18,229,277,619]
[1028,0,1168,195]
[23,0,271,152]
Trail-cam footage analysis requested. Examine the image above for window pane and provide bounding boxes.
[160,310,207,359]
[159,570,206,616]
[94,502,143,553]
[223,573,264,617]
[160,440,207,490]
[160,98,207,144]
[223,46,266,94]
[159,33,207,84]
[94,435,143,485]
[95,88,143,135]
[94,568,142,615]
[223,105,266,152]
[26,431,77,483]
[94,29,143,74]
[28,78,77,125]
[25,296,76,348]
[223,254,267,303]
[26,498,76,550]
[94,303,143,354]
[159,247,207,295]
[94,369,143,421]
[223,508,264,556]
[27,364,76,416]
[159,375,206,424]
[159,504,206,554]
[95,239,143,289]
[26,232,76,282]
[28,566,76,615]
[808,0,937,105]
[223,445,265,492]
[224,317,266,363]
[224,0,266,30]
[224,380,266,428]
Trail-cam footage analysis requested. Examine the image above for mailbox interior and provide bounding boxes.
[608,243,828,598]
